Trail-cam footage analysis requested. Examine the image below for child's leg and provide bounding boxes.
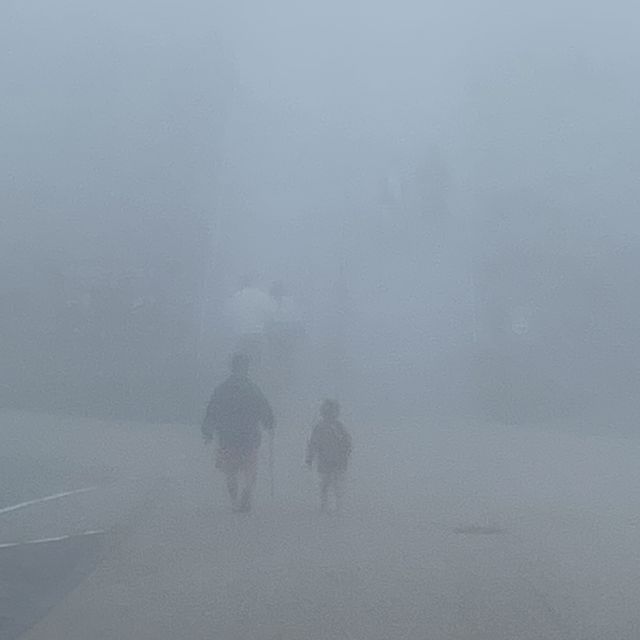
[217,447,239,509]
[239,450,259,512]
[225,471,239,509]
[334,470,346,513]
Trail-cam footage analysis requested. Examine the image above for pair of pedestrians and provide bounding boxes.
[201,353,351,513]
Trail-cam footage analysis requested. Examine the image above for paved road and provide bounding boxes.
[0,412,174,639]
[3,411,640,639]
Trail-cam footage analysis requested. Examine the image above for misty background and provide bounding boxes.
[3,0,640,428]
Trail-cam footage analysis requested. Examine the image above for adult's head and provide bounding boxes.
[230,351,251,377]
[320,399,340,421]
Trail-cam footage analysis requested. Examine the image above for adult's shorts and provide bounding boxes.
[215,446,258,474]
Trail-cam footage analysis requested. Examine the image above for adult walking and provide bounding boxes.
[202,352,275,512]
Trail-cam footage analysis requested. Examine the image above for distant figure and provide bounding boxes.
[225,277,275,366]
[202,352,275,513]
[305,399,352,513]
[266,281,304,382]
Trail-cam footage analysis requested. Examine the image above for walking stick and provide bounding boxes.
[268,430,275,500]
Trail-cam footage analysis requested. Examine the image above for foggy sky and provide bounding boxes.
[3,0,640,422]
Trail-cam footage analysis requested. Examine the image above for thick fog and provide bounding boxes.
[3,2,640,638]
[3,0,640,426]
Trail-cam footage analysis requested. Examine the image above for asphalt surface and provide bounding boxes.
[0,411,171,639]
[2,410,640,639]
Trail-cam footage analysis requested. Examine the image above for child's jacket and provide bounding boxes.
[306,420,352,473]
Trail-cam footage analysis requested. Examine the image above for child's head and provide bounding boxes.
[320,399,340,421]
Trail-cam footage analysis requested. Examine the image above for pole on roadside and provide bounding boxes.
[268,430,275,500]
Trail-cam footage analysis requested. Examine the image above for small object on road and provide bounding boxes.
[453,524,506,536]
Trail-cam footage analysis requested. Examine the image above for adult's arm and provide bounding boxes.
[257,387,275,431]
[343,427,353,457]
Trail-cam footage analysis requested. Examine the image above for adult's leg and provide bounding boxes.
[239,449,259,512]
[319,472,331,512]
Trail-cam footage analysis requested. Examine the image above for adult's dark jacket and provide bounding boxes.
[202,374,274,451]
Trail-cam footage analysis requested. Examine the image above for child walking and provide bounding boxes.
[305,399,352,513]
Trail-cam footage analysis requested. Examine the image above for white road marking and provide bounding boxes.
[0,486,98,516]
[0,530,105,549]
